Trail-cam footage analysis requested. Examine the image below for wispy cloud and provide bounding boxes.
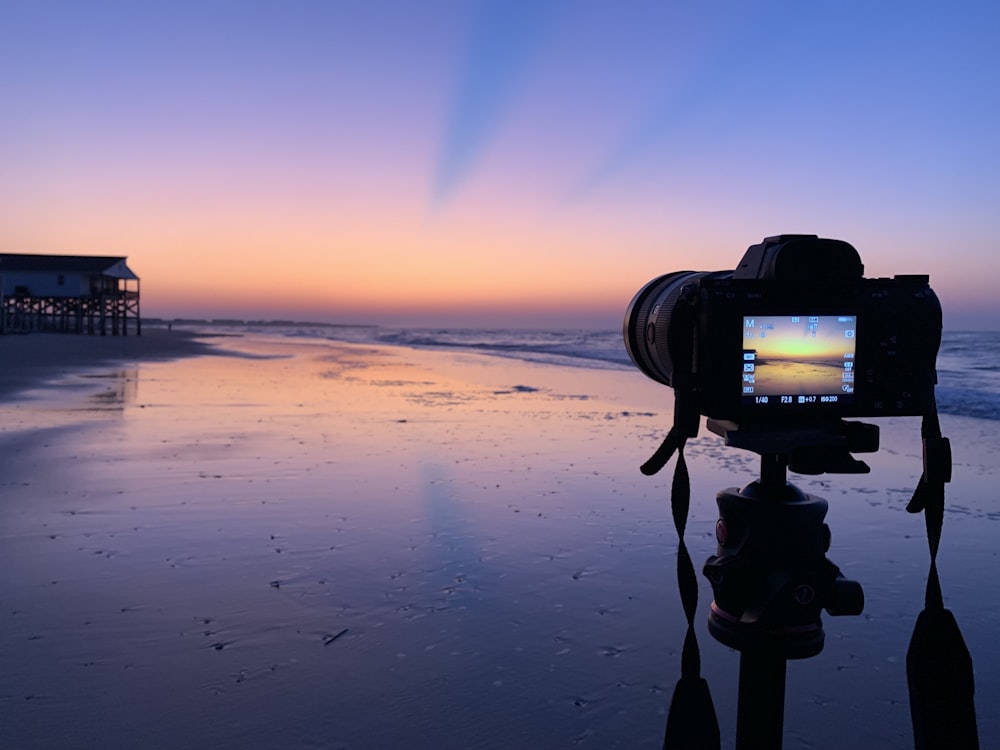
[566,1,766,203]
[567,87,701,203]
[431,0,556,209]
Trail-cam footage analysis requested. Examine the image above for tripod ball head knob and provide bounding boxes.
[826,573,865,617]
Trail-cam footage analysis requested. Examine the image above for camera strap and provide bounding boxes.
[641,289,701,478]
[643,421,720,747]
[635,283,718,747]
[904,402,951,607]
[904,401,979,747]
[649,438,721,750]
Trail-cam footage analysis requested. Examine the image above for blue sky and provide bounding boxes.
[2,0,998,327]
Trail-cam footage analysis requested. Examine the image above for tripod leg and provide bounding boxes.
[736,651,787,750]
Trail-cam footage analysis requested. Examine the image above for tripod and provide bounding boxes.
[702,419,873,749]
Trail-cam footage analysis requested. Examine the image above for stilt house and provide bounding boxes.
[0,254,140,335]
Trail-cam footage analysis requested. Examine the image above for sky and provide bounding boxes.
[2,0,998,329]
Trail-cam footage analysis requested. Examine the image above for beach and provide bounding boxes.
[1,329,997,748]
[0,328,224,402]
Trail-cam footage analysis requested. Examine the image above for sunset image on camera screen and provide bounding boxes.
[741,315,857,404]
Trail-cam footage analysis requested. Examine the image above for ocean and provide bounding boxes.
[234,323,1000,421]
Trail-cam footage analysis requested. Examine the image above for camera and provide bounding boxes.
[625,238,961,745]
[623,235,942,425]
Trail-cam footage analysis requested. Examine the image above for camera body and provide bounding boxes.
[624,235,942,425]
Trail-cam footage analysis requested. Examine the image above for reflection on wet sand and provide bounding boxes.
[752,359,847,395]
[0,335,996,749]
[79,369,140,411]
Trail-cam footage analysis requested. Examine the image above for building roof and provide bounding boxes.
[0,253,139,280]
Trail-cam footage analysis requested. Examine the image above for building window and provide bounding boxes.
[57,274,65,286]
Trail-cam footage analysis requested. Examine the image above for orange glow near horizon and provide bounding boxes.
[3,3,997,329]
[12,188,712,325]
[746,316,855,361]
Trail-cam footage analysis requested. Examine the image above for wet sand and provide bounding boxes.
[0,331,997,748]
[0,327,224,402]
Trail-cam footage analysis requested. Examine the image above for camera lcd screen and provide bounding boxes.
[741,315,857,407]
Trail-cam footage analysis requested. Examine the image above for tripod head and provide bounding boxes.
[702,419,871,659]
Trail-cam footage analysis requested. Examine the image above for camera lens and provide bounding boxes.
[623,271,718,386]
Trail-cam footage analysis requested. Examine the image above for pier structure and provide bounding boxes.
[0,254,141,336]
